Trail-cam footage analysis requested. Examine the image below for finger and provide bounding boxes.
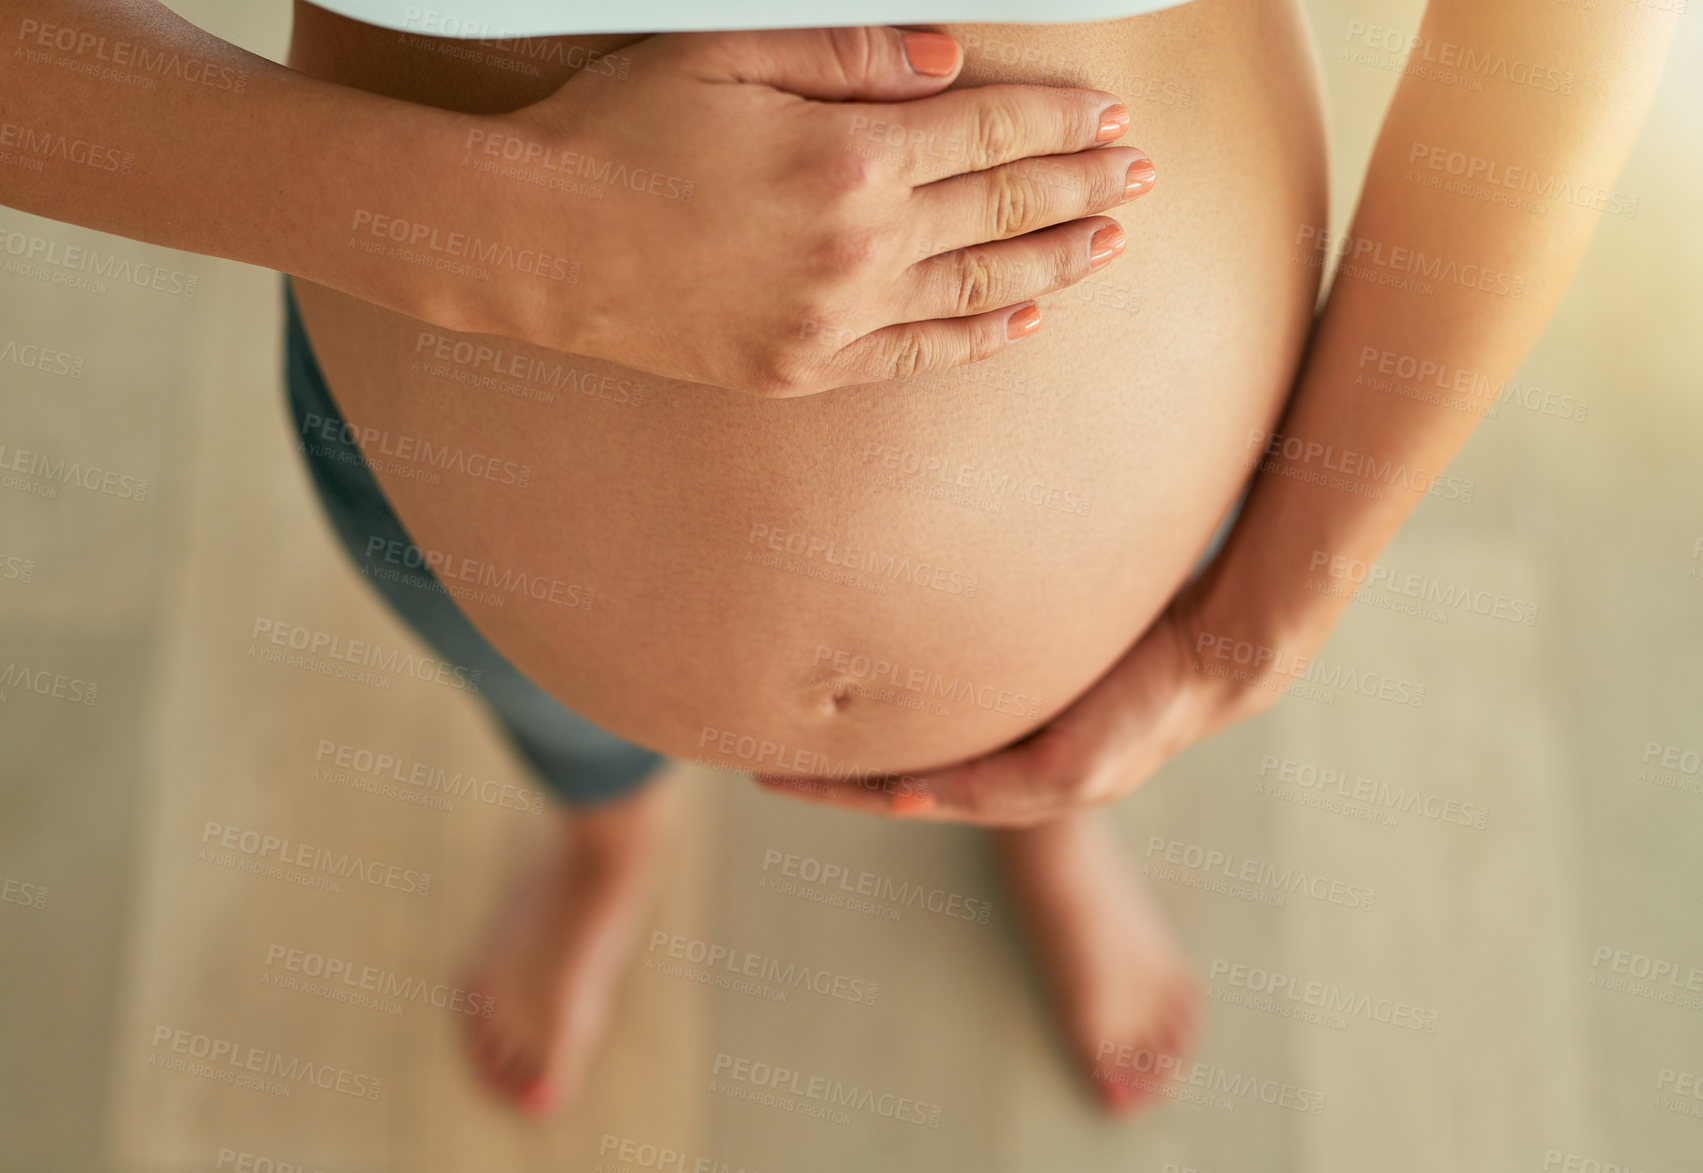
[915,146,1154,253]
[901,215,1126,321]
[754,746,1054,828]
[751,772,941,819]
[904,752,1050,826]
[847,84,1129,183]
[690,26,963,100]
[833,300,1044,385]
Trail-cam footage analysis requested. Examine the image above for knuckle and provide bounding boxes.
[821,26,877,86]
[880,331,938,381]
[990,171,1043,237]
[817,147,885,197]
[748,339,824,397]
[1046,239,1082,286]
[807,225,883,279]
[950,251,1001,315]
[971,100,1024,164]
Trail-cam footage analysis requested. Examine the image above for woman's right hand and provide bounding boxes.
[459,27,1154,396]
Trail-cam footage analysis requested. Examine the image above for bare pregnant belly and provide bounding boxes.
[287,0,1326,774]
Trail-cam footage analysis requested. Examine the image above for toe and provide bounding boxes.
[516,1076,559,1118]
[468,1021,508,1090]
[1097,1067,1148,1114]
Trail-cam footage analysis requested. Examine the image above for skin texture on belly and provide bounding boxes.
[287,0,1326,775]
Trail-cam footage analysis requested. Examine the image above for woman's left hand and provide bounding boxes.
[752,582,1267,827]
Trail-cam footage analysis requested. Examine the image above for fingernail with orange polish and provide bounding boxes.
[1124,156,1157,200]
[519,1080,556,1118]
[1006,303,1041,341]
[1089,224,1126,269]
[1096,104,1130,142]
[903,32,961,77]
[892,788,936,815]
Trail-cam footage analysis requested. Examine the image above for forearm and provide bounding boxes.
[1194,0,1676,668]
[0,0,474,323]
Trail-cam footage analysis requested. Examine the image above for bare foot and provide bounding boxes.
[992,811,1200,1115]
[464,777,672,1117]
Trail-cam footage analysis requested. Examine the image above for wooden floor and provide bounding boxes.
[3,1,1701,1170]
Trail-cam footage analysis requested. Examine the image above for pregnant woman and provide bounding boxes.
[2,0,1673,1121]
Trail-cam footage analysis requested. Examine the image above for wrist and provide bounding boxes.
[1169,558,1336,733]
[362,106,597,349]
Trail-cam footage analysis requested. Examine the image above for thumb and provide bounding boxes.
[692,26,962,100]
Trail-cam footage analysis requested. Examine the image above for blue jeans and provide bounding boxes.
[282,280,664,805]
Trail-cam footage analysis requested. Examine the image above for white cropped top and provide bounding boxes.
[305,0,1194,38]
